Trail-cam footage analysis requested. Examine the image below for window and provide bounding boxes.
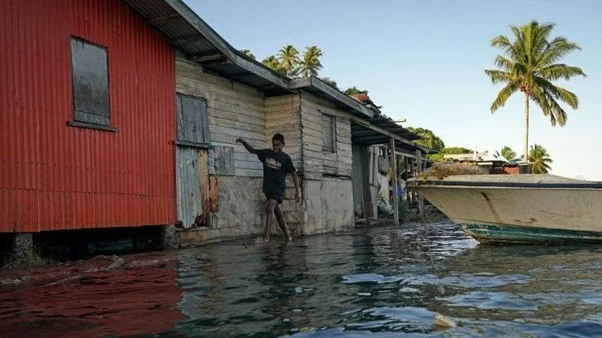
[70,37,111,127]
[176,93,210,146]
[321,113,336,153]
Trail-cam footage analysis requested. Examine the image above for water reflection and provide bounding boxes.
[0,252,185,337]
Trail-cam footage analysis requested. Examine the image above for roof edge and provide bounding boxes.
[163,0,290,90]
[289,76,375,118]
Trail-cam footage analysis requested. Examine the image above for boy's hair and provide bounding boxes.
[272,133,285,143]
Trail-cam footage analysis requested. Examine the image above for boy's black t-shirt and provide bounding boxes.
[256,149,296,197]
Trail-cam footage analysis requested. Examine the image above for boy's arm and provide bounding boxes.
[236,138,255,154]
[292,171,301,203]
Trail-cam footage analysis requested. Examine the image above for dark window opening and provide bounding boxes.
[70,37,111,127]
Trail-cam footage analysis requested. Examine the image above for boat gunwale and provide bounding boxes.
[409,180,602,190]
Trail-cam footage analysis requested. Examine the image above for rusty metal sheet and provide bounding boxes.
[0,0,177,232]
[176,148,202,228]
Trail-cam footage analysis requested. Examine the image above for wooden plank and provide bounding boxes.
[234,168,263,177]
[208,100,265,120]
[266,119,300,129]
[390,138,399,226]
[209,117,265,135]
[199,98,211,144]
[176,81,264,107]
[208,112,264,129]
[301,97,347,119]
[176,59,264,98]
[211,125,265,142]
[198,149,210,226]
[300,109,322,124]
[337,142,352,153]
[265,110,298,120]
[234,160,263,171]
[175,73,260,100]
[303,123,322,135]
[211,133,263,145]
[214,146,235,176]
[302,133,323,146]
[265,94,299,105]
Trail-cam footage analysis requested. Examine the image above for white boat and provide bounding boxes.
[409,174,602,244]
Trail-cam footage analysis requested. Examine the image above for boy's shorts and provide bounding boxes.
[265,193,283,204]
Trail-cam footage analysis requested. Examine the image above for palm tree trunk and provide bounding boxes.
[523,93,530,163]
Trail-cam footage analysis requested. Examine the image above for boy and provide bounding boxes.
[236,133,300,242]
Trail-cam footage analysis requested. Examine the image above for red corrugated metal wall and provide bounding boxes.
[0,0,177,232]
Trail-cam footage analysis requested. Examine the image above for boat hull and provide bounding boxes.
[462,223,602,244]
[411,175,602,244]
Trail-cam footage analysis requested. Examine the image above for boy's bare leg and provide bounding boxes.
[264,199,278,242]
[274,204,292,241]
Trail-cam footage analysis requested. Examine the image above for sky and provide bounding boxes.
[186,0,602,180]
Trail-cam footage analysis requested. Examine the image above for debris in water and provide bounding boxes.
[434,314,457,329]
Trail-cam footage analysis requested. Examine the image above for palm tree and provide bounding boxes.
[299,46,323,77]
[494,146,519,162]
[240,49,256,60]
[485,20,586,162]
[262,55,286,75]
[278,45,300,77]
[529,144,553,174]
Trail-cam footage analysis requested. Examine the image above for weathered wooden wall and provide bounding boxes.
[300,92,353,180]
[175,58,266,178]
[265,95,302,169]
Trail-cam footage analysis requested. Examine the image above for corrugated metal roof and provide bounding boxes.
[123,0,291,96]
[123,0,422,147]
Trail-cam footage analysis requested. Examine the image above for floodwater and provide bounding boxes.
[1,223,602,338]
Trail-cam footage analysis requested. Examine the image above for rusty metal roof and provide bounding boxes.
[123,0,291,96]
[122,0,424,150]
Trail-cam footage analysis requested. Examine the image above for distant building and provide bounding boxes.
[444,151,489,162]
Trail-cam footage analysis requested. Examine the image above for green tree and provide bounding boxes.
[406,127,445,152]
[262,55,286,75]
[529,144,553,173]
[278,45,300,77]
[494,146,519,162]
[440,147,473,155]
[344,86,368,96]
[320,77,339,90]
[485,20,586,162]
[240,49,256,60]
[299,46,323,77]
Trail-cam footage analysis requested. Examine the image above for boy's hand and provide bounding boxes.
[236,138,244,144]
[295,190,301,203]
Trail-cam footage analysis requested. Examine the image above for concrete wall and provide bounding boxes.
[303,178,354,235]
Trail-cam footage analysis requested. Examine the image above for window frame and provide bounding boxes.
[321,112,337,153]
[175,93,211,148]
[68,36,115,132]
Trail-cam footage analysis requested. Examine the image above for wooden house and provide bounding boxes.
[0,0,429,252]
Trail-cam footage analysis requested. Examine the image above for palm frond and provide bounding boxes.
[490,81,520,112]
[535,37,582,67]
[493,55,515,71]
[536,77,579,109]
[484,69,513,84]
[538,64,586,81]
[544,91,568,126]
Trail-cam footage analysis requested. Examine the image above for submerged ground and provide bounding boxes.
[1,222,601,337]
